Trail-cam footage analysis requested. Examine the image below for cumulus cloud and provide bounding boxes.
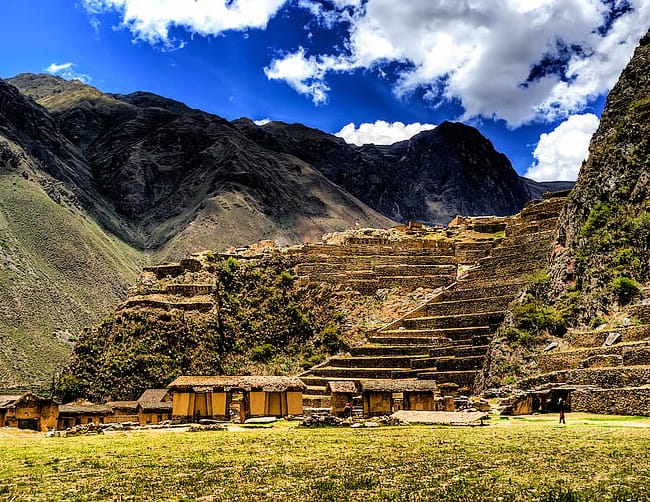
[264,47,352,104]
[524,113,599,181]
[267,0,649,125]
[253,118,271,126]
[335,120,436,145]
[45,62,92,83]
[82,0,288,46]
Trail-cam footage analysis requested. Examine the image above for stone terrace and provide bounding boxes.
[511,317,650,416]
[301,193,568,407]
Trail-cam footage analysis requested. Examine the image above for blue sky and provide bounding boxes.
[1,0,648,180]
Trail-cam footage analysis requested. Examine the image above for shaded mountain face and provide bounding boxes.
[551,28,650,316]
[233,119,572,225]
[6,74,393,258]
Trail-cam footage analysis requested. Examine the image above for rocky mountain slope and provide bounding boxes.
[234,119,572,224]
[0,81,143,388]
[7,74,393,259]
[551,28,650,318]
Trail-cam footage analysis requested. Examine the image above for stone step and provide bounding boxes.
[305,385,329,396]
[519,365,650,390]
[564,325,650,348]
[429,344,489,358]
[302,395,332,408]
[477,250,553,271]
[369,333,491,347]
[376,275,456,289]
[490,240,554,259]
[535,340,650,373]
[411,355,486,371]
[421,295,513,317]
[374,264,457,276]
[378,326,493,338]
[570,386,650,416]
[326,355,431,369]
[300,376,331,387]
[416,370,479,389]
[294,254,456,266]
[311,367,423,380]
[350,345,433,357]
[462,264,540,283]
[440,284,521,301]
[401,311,506,330]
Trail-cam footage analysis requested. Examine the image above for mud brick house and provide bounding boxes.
[326,380,360,416]
[360,379,439,416]
[57,403,113,429]
[105,401,139,423]
[0,393,58,431]
[168,376,306,422]
[137,388,172,425]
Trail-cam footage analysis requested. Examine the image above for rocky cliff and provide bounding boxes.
[551,28,650,318]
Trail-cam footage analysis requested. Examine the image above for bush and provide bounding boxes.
[249,343,276,362]
[580,201,617,237]
[320,323,344,354]
[512,299,567,337]
[610,276,641,304]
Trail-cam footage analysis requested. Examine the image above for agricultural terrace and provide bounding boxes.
[1,413,649,501]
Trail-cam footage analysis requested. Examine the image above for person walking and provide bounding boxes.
[343,402,352,419]
[558,398,566,424]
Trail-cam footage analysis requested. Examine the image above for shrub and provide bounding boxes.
[610,276,641,304]
[249,343,276,362]
[580,201,617,237]
[512,299,567,337]
[320,323,344,354]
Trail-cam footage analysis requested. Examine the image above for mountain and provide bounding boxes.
[0,79,143,388]
[1,72,571,390]
[551,27,650,317]
[7,74,393,259]
[233,118,573,224]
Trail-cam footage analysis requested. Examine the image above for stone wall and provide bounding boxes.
[571,388,650,416]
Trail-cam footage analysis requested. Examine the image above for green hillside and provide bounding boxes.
[0,171,142,389]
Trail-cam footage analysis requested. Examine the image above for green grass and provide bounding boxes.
[1,414,649,501]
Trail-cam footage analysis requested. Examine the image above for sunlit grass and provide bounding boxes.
[1,414,649,501]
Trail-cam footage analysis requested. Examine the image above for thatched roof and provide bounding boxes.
[168,375,306,392]
[0,395,22,408]
[137,389,172,411]
[59,403,113,415]
[138,388,169,404]
[326,380,359,394]
[0,392,55,409]
[360,379,438,393]
[107,401,139,412]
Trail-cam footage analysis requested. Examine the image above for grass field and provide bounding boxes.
[1,414,649,501]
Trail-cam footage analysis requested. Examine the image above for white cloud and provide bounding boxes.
[45,62,73,73]
[45,62,92,83]
[253,118,271,126]
[524,113,599,181]
[335,120,436,146]
[82,0,288,46]
[264,47,352,104]
[267,0,650,125]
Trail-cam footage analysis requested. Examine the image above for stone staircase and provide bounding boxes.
[509,319,650,416]
[300,193,568,407]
